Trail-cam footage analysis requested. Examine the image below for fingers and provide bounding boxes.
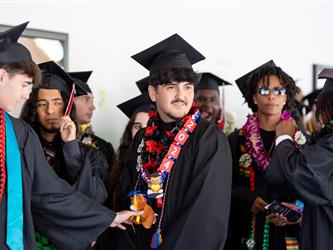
[60,116,75,132]
[115,223,126,230]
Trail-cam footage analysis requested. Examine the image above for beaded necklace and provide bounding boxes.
[239,110,304,249]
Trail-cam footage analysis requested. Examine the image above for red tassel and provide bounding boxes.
[156,197,163,208]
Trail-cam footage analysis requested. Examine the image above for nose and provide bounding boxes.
[21,86,32,100]
[46,103,56,114]
[91,102,96,111]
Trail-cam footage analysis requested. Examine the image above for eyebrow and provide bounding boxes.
[36,98,64,102]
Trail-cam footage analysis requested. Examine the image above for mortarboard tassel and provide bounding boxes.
[65,83,76,116]
[150,229,163,249]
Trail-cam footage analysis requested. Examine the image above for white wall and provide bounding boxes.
[1,1,333,148]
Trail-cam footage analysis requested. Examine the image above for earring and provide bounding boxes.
[254,100,257,104]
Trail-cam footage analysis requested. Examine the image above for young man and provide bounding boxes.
[21,61,109,204]
[69,71,116,168]
[195,72,235,135]
[0,22,138,249]
[116,34,232,250]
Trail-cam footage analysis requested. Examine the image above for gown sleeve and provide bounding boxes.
[22,126,115,250]
[266,137,333,206]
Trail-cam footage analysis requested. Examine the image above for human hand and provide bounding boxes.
[60,116,76,142]
[250,197,268,214]
[266,202,302,226]
[110,210,143,230]
[276,120,296,137]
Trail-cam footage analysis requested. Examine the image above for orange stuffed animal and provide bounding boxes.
[130,193,156,229]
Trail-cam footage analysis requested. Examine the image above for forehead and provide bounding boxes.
[195,89,219,97]
[37,88,62,100]
[257,75,284,87]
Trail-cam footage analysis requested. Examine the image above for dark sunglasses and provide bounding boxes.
[257,86,286,96]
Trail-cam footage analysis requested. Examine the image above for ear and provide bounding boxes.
[148,85,157,102]
[252,95,258,105]
[0,68,7,83]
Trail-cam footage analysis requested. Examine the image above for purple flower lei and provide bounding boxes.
[242,110,292,171]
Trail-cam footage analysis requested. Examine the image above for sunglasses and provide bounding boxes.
[257,86,286,96]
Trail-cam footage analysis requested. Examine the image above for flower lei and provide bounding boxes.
[136,103,200,187]
[133,103,200,249]
[239,110,306,250]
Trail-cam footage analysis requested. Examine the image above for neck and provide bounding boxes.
[257,112,280,131]
[39,129,57,143]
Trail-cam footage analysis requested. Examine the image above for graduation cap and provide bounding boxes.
[235,60,276,104]
[68,71,93,96]
[0,22,32,64]
[302,88,322,113]
[196,72,232,93]
[136,76,149,93]
[117,92,154,118]
[38,61,87,115]
[131,34,205,74]
[318,68,333,94]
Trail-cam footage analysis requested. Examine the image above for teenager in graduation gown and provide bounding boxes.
[227,61,301,250]
[69,71,116,169]
[0,22,140,250]
[20,61,109,205]
[266,69,333,250]
[114,34,232,250]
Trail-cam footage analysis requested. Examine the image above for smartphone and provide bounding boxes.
[264,201,301,223]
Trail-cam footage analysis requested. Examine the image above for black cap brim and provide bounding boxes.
[196,72,232,92]
[117,92,153,118]
[131,34,205,74]
[235,60,276,104]
[38,61,87,96]
[68,71,93,96]
[0,22,32,64]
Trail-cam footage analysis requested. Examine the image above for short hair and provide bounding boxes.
[149,68,200,88]
[0,60,42,85]
[244,66,296,112]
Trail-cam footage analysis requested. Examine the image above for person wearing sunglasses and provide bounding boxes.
[225,60,301,250]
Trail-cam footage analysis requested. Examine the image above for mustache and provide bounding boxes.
[171,98,187,105]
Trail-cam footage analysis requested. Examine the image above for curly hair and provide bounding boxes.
[20,87,76,131]
[315,91,333,123]
[0,60,42,85]
[244,66,296,113]
[149,68,200,88]
[108,113,139,193]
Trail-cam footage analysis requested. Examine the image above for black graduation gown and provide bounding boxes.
[265,133,333,250]
[79,132,116,168]
[0,115,115,250]
[115,117,232,250]
[227,129,300,250]
[39,136,109,204]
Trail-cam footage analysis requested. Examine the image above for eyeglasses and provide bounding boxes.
[257,86,286,96]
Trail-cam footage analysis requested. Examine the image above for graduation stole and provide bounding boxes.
[0,110,24,249]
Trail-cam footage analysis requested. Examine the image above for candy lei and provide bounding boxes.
[0,109,6,203]
[239,110,304,250]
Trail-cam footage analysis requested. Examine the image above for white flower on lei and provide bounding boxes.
[239,153,252,168]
